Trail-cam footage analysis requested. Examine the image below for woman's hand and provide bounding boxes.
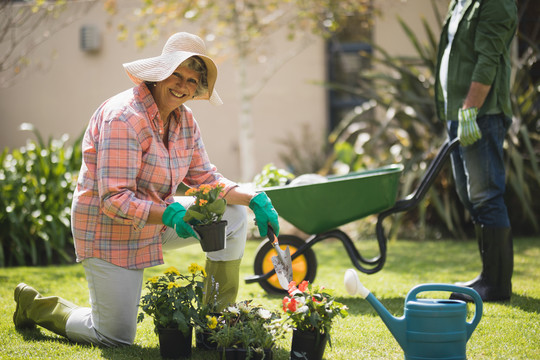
[162,203,199,238]
[248,192,280,237]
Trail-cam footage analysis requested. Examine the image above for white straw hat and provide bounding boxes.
[123,32,222,106]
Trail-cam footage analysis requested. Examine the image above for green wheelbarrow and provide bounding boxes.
[245,139,460,294]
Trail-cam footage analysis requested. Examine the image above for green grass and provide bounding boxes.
[1,235,539,359]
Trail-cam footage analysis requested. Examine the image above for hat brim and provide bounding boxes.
[123,51,222,106]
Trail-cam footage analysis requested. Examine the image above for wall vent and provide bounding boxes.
[80,25,101,52]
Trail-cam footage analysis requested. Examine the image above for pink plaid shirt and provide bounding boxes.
[71,83,236,269]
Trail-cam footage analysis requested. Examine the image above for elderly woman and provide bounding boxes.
[13,32,279,347]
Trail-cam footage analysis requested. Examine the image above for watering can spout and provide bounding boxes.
[344,269,407,350]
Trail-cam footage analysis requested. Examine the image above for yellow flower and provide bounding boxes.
[164,266,180,276]
[206,315,218,329]
[149,276,159,283]
[188,263,206,277]
[168,282,180,289]
[188,263,198,274]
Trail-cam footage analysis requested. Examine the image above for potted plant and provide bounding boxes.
[282,281,349,360]
[208,300,286,360]
[184,183,227,252]
[138,264,206,359]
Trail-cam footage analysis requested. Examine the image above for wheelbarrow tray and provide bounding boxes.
[264,164,403,234]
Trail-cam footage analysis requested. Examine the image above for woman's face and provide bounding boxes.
[153,64,201,117]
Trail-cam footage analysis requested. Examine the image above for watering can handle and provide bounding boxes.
[405,283,483,340]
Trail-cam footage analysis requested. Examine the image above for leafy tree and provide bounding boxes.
[105,0,372,181]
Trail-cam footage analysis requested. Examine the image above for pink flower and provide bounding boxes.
[287,298,297,312]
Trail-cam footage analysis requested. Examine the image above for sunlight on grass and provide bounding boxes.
[1,237,539,359]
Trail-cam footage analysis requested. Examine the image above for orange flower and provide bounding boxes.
[287,298,297,312]
[282,297,290,312]
[298,280,309,292]
[198,199,208,206]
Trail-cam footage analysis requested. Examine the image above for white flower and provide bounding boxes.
[257,308,272,320]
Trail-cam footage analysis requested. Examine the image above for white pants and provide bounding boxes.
[65,199,247,346]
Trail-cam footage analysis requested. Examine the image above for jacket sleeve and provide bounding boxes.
[472,0,517,85]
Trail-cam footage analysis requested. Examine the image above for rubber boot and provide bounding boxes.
[451,226,513,302]
[454,224,484,288]
[13,283,77,337]
[203,259,241,312]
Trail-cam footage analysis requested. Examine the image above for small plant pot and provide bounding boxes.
[194,220,227,252]
[219,347,273,360]
[195,329,218,350]
[290,329,328,360]
[157,326,193,359]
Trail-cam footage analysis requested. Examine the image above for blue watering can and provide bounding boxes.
[344,269,483,360]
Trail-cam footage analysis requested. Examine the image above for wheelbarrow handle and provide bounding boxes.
[373,138,460,272]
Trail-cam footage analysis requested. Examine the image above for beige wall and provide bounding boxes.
[0,0,448,181]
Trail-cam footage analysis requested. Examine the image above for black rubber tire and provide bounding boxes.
[253,234,317,294]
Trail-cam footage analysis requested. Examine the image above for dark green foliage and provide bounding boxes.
[0,124,83,266]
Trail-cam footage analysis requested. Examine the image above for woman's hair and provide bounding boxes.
[181,56,208,97]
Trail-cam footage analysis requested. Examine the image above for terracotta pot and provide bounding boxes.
[194,220,227,252]
[290,329,328,360]
[157,326,193,359]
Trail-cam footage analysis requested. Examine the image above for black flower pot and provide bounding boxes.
[194,220,227,252]
[157,326,193,359]
[195,329,218,350]
[219,347,273,360]
[290,329,328,360]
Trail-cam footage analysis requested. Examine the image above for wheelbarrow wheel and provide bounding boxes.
[253,234,317,294]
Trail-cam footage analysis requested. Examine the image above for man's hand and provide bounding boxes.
[458,107,482,146]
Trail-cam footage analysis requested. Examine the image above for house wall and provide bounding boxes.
[0,0,448,181]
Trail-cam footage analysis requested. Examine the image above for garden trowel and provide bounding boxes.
[267,225,293,290]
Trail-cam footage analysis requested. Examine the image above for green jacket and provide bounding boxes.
[434,0,517,121]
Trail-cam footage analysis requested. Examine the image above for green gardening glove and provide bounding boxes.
[458,107,482,146]
[162,203,199,239]
[249,192,280,237]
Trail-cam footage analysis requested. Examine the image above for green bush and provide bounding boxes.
[0,124,83,267]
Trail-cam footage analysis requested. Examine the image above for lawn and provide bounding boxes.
[1,234,539,359]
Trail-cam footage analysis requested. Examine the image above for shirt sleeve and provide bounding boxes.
[472,0,517,85]
[96,114,152,230]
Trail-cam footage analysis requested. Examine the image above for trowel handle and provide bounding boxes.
[344,269,371,299]
[267,225,278,245]
[406,284,483,340]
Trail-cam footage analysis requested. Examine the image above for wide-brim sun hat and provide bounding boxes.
[123,32,222,106]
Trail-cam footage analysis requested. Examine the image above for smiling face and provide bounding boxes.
[152,63,201,119]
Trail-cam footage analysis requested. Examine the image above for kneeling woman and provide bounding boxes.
[13,32,279,347]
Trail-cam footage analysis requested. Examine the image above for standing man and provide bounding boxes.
[434,0,517,302]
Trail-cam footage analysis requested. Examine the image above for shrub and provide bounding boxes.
[0,123,82,267]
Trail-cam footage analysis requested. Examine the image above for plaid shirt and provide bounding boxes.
[71,83,236,269]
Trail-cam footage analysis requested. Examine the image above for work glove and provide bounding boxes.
[249,192,280,237]
[458,107,482,146]
[162,202,199,239]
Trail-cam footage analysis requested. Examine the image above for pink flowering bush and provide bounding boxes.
[282,281,348,343]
